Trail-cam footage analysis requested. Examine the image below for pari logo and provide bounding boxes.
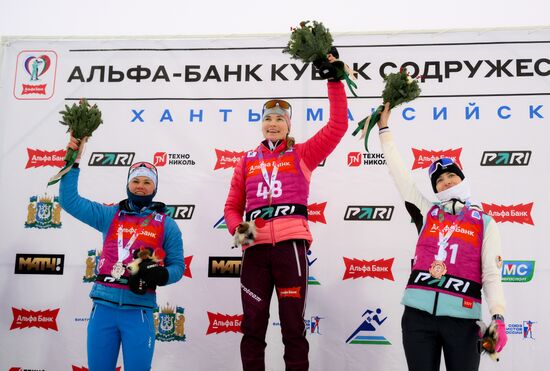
[502,260,535,282]
[154,303,186,342]
[480,151,531,166]
[206,312,243,335]
[482,203,534,225]
[26,148,66,168]
[347,152,386,167]
[25,194,62,229]
[10,308,59,331]
[506,320,536,340]
[208,256,242,278]
[344,206,394,221]
[343,257,394,281]
[13,50,58,100]
[411,148,462,170]
[88,152,135,166]
[15,254,64,275]
[214,149,246,170]
[165,205,195,220]
[346,308,391,345]
[154,152,196,167]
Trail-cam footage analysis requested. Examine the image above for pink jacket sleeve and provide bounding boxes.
[297,81,349,171]
[224,156,246,235]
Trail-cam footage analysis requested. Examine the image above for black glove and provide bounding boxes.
[129,259,169,295]
[313,58,339,80]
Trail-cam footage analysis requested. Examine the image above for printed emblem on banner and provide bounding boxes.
[206,312,243,334]
[308,202,327,224]
[481,203,534,225]
[346,308,391,345]
[273,314,324,336]
[506,320,537,340]
[25,194,62,229]
[344,206,394,221]
[13,50,57,100]
[72,366,121,371]
[15,253,64,275]
[164,205,195,220]
[501,260,535,282]
[26,148,66,168]
[347,152,386,167]
[154,303,186,342]
[480,151,531,166]
[153,152,196,167]
[307,250,320,285]
[208,256,242,277]
[214,149,246,170]
[83,249,101,283]
[411,148,462,170]
[88,152,135,166]
[183,255,193,278]
[10,307,60,331]
[213,216,227,229]
[342,257,395,281]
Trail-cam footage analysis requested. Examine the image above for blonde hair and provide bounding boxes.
[286,135,295,150]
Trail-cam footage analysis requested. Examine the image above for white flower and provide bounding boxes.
[406,75,414,84]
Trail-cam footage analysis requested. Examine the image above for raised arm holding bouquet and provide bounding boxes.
[353,68,421,151]
[47,99,102,186]
[283,20,358,96]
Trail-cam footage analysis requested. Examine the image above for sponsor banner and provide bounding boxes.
[214,149,246,170]
[344,206,394,221]
[347,152,386,167]
[25,194,62,229]
[502,260,535,282]
[153,152,196,166]
[10,308,60,331]
[411,148,462,170]
[15,253,64,275]
[342,258,394,281]
[208,256,242,277]
[206,312,243,334]
[480,151,531,166]
[26,149,66,168]
[506,320,536,339]
[346,308,391,345]
[308,202,327,224]
[13,50,58,100]
[165,205,195,220]
[154,303,186,342]
[88,152,135,166]
[482,203,534,225]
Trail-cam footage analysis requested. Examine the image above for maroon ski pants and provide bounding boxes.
[240,239,309,371]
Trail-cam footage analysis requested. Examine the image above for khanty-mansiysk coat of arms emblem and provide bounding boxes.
[25,194,62,229]
[154,303,186,342]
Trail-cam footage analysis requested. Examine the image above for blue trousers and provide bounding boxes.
[88,302,156,371]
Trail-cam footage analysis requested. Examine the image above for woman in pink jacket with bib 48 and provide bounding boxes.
[224,57,348,371]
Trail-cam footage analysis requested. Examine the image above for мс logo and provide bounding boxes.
[14,50,58,100]
[26,148,66,168]
[206,312,243,334]
[88,152,135,166]
[10,308,59,331]
[343,257,394,281]
[482,203,534,225]
[208,256,242,277]
[214,149,246,170]
[480,151,531,166]
[344,206,394,221]
[411,148,462,170]
[502,260,535,282]
[165,205,195,220]
[15,254,64,275]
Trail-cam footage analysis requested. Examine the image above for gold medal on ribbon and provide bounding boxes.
[111,261,125,280]
[429,260,447,279]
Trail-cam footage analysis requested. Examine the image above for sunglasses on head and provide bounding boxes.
[428,157,456,177]
[263,99,292,118]
[129,161,158,175]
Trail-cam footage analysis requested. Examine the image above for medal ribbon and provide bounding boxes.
[435,201,471,259]
[116,212,156,263]
[257,145,286,205]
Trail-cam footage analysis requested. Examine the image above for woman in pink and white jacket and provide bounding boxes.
[224,55,348,371]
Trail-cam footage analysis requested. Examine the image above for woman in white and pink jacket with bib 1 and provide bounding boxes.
[224,64,348,371]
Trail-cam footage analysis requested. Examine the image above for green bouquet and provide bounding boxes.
[283,20,357,96]
[352,69,421,151]
[48,99,103,186]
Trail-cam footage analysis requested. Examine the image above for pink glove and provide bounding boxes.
[492,318,508,352]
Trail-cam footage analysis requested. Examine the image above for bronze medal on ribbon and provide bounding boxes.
[111,261,125,280]
[429,260,447,279]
